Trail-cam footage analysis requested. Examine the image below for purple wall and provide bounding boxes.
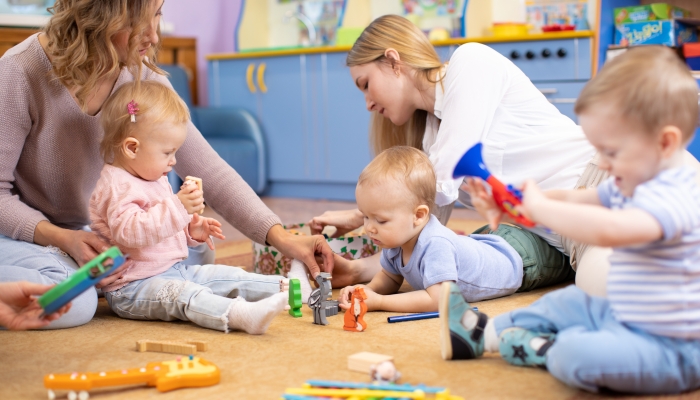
[162,0,243,106]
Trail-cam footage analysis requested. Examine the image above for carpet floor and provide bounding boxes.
[2,216,698,399]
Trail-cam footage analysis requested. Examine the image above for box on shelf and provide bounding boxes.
[614,3,689,24]
[683,43,700,71]
[614,19,698,47]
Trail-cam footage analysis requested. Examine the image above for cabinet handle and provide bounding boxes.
[246,63,257,93]
[538,88,558,95]
[549,98,577,104]
[257,62,268,94]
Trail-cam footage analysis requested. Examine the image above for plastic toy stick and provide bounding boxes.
[453,143,535,227]
[386,308,478,323]
[306,380,446,393]
[44,355,219,397]
[39,247,126,315]
[284,387,464,399]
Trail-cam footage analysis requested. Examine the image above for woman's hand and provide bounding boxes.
[308,209,364,237]
[188,213,226,250]
[266,225,334,278]
[177,181,205,214]
[339,284,382,312]
[462,178,504,230]
[0,281,72,330]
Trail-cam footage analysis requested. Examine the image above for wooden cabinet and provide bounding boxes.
[0,28,199,104]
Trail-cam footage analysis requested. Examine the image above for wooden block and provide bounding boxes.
[136,339,207,355]
[184,176,204,214]
[347,352,394,373]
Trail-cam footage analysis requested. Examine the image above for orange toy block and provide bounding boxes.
[343,287,368,332]
[184,176,204,214]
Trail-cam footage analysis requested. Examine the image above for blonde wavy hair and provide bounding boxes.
[358,146,437,213]
[576,46,699,142]
[44,0,163,112]
[100,80,190,163]
[347,15,444,156]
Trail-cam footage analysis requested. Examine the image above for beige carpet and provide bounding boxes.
[2,219,699,399]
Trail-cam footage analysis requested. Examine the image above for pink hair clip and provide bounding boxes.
[127,100,139,123]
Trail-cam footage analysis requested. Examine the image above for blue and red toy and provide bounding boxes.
[453,143,535,227]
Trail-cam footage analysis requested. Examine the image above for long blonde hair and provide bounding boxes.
[43,0,163,112]
[346,15,443,156]
[100,81,190,163]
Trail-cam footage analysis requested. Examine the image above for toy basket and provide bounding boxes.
[253,223,379,277]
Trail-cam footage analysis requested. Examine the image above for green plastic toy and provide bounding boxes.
[39,246,126,315]
[288,279,302,318]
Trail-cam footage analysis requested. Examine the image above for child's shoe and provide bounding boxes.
[440,282,488,360]
[499,327,555,368]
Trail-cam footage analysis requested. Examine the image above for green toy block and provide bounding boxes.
[288,279,303,318]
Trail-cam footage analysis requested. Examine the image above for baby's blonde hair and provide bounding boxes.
[357,146,436,213]
[100,81,190,163]
[575,46,699,142]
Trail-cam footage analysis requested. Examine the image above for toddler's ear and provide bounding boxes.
[414,204,430,225]
[659,125,683,157]
[122,137,140,159]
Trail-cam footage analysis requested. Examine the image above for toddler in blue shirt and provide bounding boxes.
[338,146,574,313]
[444,46,700,394]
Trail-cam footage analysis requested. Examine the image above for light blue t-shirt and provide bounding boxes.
[380,215,523,302]
[598,167,700,339]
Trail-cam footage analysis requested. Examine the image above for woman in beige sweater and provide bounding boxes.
[0,0,334,329]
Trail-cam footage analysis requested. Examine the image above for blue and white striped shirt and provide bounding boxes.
[599,167,700,339]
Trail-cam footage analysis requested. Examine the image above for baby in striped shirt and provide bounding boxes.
[440,46,700,394]
[89,80,288,334]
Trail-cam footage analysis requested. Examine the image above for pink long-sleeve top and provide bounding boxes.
[90,164,202,292]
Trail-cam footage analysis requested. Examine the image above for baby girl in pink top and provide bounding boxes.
[90,81,287,334]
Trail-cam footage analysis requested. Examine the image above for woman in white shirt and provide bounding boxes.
[312,15,628,295]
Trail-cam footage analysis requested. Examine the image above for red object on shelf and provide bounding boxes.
[683,43,700,58]
[541,24,576,32]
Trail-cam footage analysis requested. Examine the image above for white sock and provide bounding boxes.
[226,292,287,335]
[287,259,313,303]
[460,309,479,330]
[484,320,499,353]
[529,336,548,351]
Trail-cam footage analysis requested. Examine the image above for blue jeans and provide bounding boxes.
[493,285,700,394]
[0,234,215,329]
[104,262,282,332]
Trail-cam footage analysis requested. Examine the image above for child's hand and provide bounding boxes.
[517,179,546,221]
[339,285,382,311]
[188,213,226,250]
[462,178,503,231]
[177,181,204,215]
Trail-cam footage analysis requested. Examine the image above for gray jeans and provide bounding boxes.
[0,233,215,329]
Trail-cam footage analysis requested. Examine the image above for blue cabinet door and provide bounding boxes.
[533,81,586,122]
[209,59,258,113]
[321,52,373,183]
[256,56,309,182]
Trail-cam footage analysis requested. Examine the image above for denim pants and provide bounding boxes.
[493,285,700,394]
[104,262,282,332]
[0,234,215,329]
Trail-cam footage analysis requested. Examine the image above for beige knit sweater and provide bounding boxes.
[0,34,281,245]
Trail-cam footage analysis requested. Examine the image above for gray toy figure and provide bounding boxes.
[308,272,340,325]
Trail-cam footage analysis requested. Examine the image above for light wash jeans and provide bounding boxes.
[104,262,282,332]
[493,285,700,394]
[0,234,215,329]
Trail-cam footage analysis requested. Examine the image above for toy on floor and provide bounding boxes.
[452,142,535,227]
[282,379,464,399]
[347,352,394,374]
[44,355,219,400]
[343,287,368,332]
[288,278,303,317]
[370,360,401,384]
[387,308,478,323]
[39,247,126,315]
[307,272,339,325]
[136,339,208,355]
[183,175,204,214]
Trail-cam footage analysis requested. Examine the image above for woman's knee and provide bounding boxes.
[574,246,612,297]
[42,287,98,329]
